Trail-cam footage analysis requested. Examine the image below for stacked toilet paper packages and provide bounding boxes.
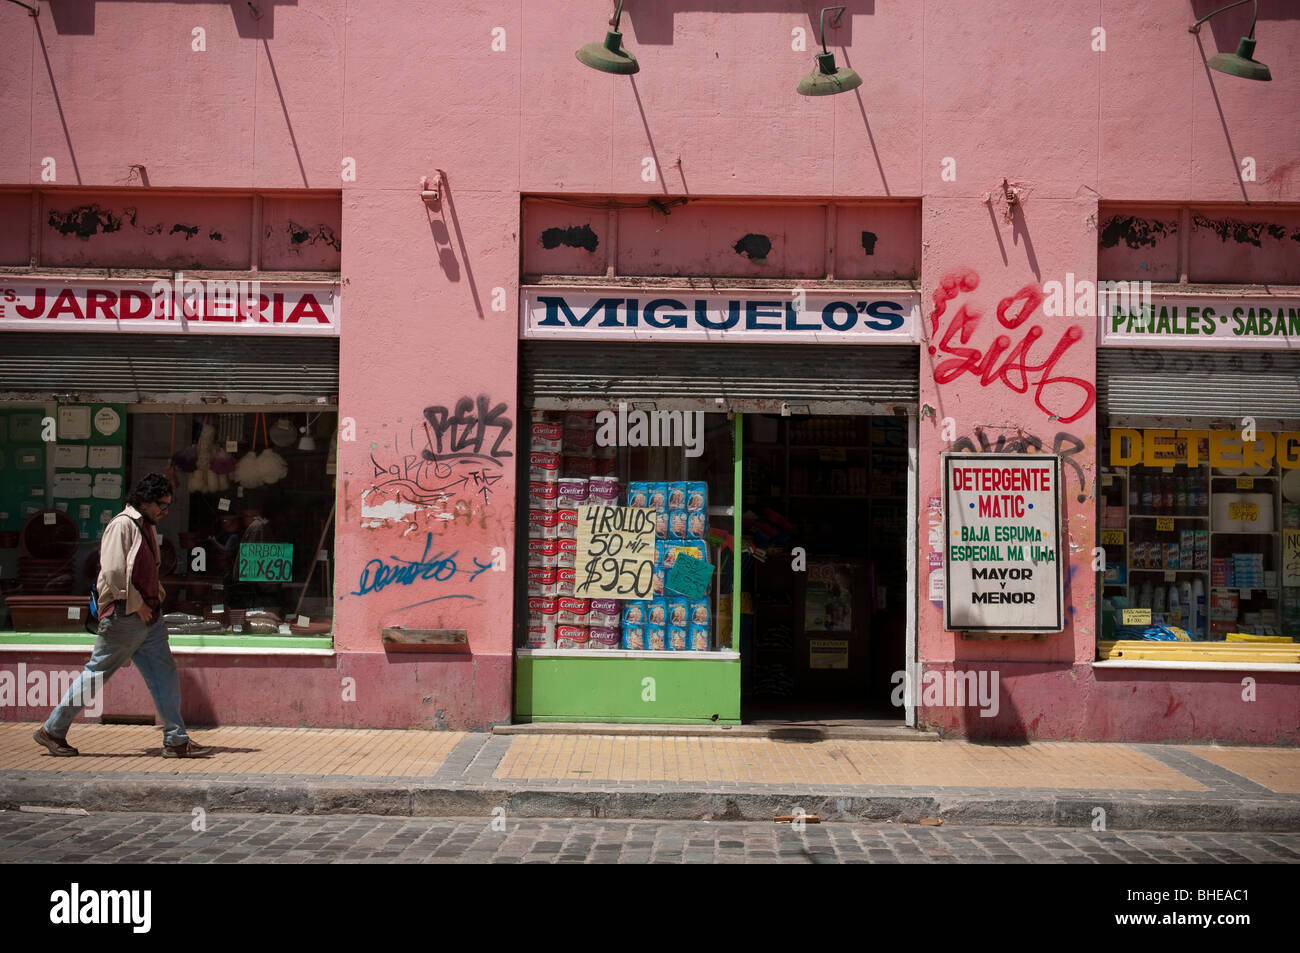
[524,410,712,652]
[526,411,619,650]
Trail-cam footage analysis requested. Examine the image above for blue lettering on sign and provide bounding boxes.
[822,301,858,331]
[536,296,623,327]
[535,296,908,334]
[353,534,493,596]
[695,299,740,330]
[644,298,688,329]
[863,300,904,331]
[746,300,783,329]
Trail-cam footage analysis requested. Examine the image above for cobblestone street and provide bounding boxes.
[3,810,1298,864]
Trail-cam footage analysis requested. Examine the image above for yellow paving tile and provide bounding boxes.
[489,736,1208,790]
[1182,745,1300,794]
[0,722,462,776]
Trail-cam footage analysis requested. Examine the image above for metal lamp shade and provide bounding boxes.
[576,30,639,74]
[1208,36,1271,81]
[798,51,862,96]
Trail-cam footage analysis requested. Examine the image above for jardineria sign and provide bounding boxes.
[1101,293,1300,348]
[0,278,340,335]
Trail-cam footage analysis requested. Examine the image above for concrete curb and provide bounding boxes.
[3,776,1298,831]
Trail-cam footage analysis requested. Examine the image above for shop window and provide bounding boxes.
[1097,425,1300,655]
[521,409,735,654]
[0,405,337,639]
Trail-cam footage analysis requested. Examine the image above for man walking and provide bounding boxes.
[34,473,213,758]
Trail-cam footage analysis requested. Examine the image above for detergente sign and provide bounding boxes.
[943,454,1064,633]
[521,287,920,343]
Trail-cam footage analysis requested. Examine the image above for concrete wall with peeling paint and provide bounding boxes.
[1,1,1298,738]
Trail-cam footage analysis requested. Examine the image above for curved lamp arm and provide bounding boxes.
[819,5,848,55]
[1189,0,1257,36]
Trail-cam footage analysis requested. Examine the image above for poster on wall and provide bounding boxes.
[805,560,853,631]
[943,453,1064,632]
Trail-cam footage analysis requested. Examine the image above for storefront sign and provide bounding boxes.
[521,287,920,344]
[943,454,1063,632]
[1100,293,1300,348]
[574,505,656,599]
[0,278,340,335]
[239,542,294,582]
[1109,428,1300,470]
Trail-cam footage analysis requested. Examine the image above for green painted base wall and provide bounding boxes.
[515,655,741,724]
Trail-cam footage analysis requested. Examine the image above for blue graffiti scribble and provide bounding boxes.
[353,533,494,596]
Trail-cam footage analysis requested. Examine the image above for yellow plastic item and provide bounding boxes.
[1225,632,1294,643]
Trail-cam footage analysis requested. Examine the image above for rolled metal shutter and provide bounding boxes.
[0,332,339,404]
[1098,348,1300,426]
[521,341,918,415]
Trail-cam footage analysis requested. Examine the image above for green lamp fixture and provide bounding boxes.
[576,0,639,75]
[798,5,862,96]
[1190,0,1272,81]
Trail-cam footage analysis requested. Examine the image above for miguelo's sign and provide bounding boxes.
[1101,293,1300,349]
[521,287,920,343]
[0,278,340,336]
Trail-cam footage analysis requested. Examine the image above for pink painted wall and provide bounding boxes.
[2,1,1299,737]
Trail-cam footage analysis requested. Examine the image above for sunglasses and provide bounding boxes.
[154,500,172,513]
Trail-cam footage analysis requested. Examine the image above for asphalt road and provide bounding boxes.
[3,810,1298,864]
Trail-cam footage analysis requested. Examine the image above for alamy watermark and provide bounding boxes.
[1042,273,1152,321]
[0,664,103,717]
[891,668,1000,718]
[149,271,261,320]
[595,402,704,458]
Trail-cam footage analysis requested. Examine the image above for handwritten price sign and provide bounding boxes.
[575,505,656,599]
[239,542,294,582]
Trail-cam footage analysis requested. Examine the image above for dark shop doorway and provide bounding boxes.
[740,414,908,724]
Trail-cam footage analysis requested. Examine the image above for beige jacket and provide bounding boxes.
[97,505,164,617]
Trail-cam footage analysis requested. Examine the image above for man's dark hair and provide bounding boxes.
[127,473,173,507]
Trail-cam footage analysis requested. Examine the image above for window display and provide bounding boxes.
[1098,426,1299,644]
[0,406,337,638]
[523,409,730,653]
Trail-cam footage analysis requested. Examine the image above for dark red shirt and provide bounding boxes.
[132,521,161,613]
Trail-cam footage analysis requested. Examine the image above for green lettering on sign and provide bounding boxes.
[239,542,294,582]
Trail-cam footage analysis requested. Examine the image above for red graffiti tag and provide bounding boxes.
[928,269,1095,424]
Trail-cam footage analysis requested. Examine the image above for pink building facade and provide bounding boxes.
[1,1,1297,743]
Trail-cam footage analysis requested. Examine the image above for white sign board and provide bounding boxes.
[0,279,340,335]
[521,286,920,344]
[1101,293,1300,349]
[944,454,1063,632]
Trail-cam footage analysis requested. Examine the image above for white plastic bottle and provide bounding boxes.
[1152,584,1165,615]
[1180,581,1193,633]
[1138,581,1153,610]
[1192,578,1206,640]
[1167,583,1180,628]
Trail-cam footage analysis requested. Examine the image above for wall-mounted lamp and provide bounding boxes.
[420,172,443,208]
[1190,0,1271,81]
[576,0,639,75]
[798,6,861,96]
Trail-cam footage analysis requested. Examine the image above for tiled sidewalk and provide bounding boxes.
[2,722,1298,829]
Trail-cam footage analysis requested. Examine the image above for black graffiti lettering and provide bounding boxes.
[424,396,513,460]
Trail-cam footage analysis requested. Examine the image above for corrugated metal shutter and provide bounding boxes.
[521,342,918,414]
[1099,348,1300,425]
[0,332,338,404]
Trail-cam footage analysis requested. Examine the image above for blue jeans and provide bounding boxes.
[44,610,191,747]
